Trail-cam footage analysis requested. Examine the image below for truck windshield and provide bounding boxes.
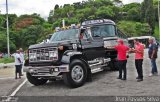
[91,24,115,37]
[50,29,79,42]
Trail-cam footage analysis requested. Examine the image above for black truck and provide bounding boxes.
[24,19,128,88]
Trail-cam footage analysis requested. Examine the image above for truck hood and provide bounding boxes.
[29,40,79,49]
[103,37,118,41]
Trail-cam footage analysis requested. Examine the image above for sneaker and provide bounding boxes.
[20,74,24,76]
[136,77,140,79]
[137,79,143,82]
[117,77,122,79]
[149,73,153,77]
[154,73,158,76]
[121,78,126,80]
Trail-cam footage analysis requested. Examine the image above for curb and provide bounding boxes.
[0,63,15,69]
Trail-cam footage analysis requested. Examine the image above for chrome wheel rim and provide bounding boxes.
[71,65,84,83]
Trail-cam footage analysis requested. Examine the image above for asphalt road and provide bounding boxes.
[15,49,160,96]
[0,78,25,96]
[0,49,160,102]
[0,66,25,97]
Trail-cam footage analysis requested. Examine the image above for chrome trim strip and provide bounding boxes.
[23,64,69,73]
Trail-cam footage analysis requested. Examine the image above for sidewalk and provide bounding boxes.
[0,63,15,69]
[0,68,15,78]
[0,63,26,96]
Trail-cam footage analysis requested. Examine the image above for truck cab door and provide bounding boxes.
[80,29,105,61]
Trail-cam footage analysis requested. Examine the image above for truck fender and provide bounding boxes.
[61,50,82,64]
[61,50,92,81]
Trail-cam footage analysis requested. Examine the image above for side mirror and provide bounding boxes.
[42,39,50,43]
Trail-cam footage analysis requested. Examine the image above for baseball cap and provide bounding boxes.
[117,39,123,44]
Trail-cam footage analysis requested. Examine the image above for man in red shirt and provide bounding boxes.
[114,39,129,80]
[131,39,144,82]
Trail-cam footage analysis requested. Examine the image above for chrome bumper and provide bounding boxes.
[23,64,69,77]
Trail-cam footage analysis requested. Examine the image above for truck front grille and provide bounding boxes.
[29,47,58,62]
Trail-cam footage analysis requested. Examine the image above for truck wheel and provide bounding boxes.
[26,73,48,86]
[63,59,87,88]
[109,60,118,71]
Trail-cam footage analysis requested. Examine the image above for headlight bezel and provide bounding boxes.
[49,51,58,60]
[29,53,36,60]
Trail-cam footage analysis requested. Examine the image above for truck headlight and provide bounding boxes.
[29,53,36,60]
[49,51,58,60]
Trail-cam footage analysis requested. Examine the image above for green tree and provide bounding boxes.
[0,32,16,53]
[113,0,123,7]
[0,15,5,31]
[121,3,141,21]
[54,4,59,10]
[117,21,151,37]
[17,25,46,49]
[153,0,158,22]
[96,6,115,19]
[141,0,155,34]
[127,7,141,21]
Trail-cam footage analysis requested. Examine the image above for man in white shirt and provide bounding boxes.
[14,50,22,79]
[19,48,24,76]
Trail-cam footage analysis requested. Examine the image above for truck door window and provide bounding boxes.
[91,25,115,38]
[83,31,90,39]
[117,29,127,39]
[80,29,90,40]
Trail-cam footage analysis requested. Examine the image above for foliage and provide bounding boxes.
[0,57,14,64]
[141,0,155,33]
[16,25,49,49]
[0,0,159,53]
[117,21,151,37]
[153,24,159,41]
[0,31,16,53]
[96,6,115,19]
[0,14,52,53]
[122,3,141,22]
[48,0,156,34]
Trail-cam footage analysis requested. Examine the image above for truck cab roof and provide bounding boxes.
[81,19,116,27]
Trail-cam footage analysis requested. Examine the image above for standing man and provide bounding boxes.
[114,39,129,80]
[14,50,22,79]
[19,48,24,76]
[131,39,144,82]
[148,38,158,76]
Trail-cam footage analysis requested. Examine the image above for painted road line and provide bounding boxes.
[10,79,27,96]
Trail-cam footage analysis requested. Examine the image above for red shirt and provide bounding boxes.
[135,43,144,59]
[114,44,129,60]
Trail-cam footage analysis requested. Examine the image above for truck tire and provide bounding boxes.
[26,73,48,86]
[63,59,87,88]
[109,60,118,71]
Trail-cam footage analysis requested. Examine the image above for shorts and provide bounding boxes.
[15,65,21,74]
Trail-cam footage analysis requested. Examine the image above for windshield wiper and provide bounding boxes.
[94,35,101,37]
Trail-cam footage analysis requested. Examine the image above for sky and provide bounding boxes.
[0,0,143,19]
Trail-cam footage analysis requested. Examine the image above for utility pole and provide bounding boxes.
[62,19,65,28]
[6,0,10,57]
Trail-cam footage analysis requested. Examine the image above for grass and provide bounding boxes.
[0,57,14,64]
